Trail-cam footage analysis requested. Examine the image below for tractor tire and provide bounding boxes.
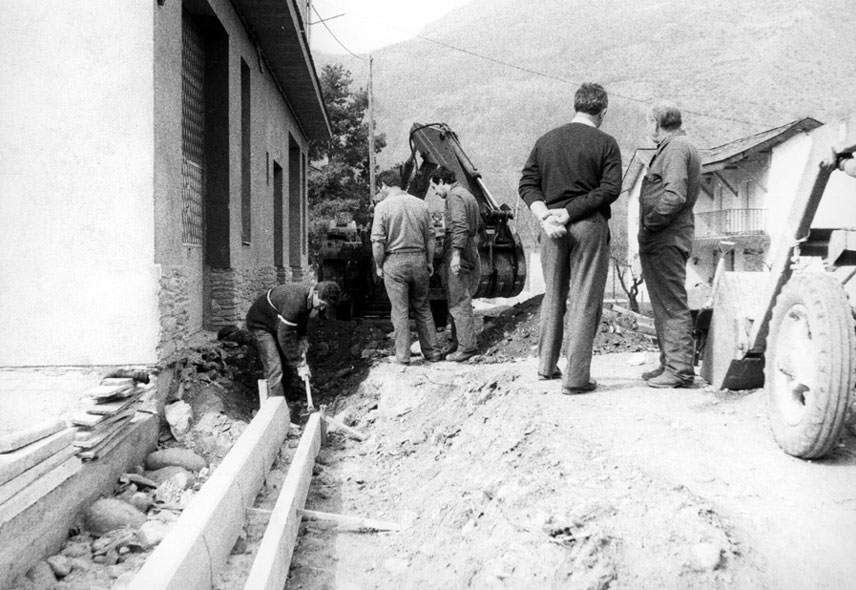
[765,272,855,459]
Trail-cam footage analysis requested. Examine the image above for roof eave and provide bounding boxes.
[234,0,331,142]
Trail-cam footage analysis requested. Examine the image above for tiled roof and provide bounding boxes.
[700,117,823,170]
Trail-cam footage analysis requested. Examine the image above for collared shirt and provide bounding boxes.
[370,188,434,254]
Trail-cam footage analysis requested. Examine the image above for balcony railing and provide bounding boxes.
[695,209,766,238]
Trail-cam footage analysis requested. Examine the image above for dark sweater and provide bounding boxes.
[246,283,311,362]
[518,122,622,222]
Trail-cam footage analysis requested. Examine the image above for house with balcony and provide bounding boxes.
[622,117,840,307]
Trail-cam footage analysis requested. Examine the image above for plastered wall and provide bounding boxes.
[0,2,159,366]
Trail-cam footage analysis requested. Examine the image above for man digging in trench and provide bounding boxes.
[241,281,341,408]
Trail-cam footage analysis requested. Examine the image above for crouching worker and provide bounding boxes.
[245,281,341,400]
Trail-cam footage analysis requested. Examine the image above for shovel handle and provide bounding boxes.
[304,377,315,411]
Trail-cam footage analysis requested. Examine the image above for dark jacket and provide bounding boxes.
[444,183,481,270]
[246,283,311,364]
[638,131,702,254]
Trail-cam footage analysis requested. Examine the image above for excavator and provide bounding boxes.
[316,123,527,325]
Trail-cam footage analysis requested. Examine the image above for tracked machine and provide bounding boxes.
[317,123,527,324]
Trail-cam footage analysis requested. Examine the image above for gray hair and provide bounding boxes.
[650,103,683,131]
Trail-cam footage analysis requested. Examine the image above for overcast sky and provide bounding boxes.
[308,0,470,55]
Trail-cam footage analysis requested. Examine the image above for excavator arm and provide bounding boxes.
[403,122,526,299]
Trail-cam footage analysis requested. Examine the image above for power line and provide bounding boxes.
[311,4,364,60]
[407,33,777,129]
[312,4,781,130]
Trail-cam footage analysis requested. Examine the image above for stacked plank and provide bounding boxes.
[70,378,152,461]
[0,419,79,525]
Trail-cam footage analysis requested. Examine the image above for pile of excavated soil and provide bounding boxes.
[477,295,657,363]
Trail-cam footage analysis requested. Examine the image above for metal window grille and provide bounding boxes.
[181,14,206,246]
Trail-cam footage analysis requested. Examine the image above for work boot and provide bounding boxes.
[538,367,562,381]
[561,380,597,395]
[441,344,458,358]
[646,372,693,389]
[641,366,664,380]
[446,349,476,363]
[424,351,444,362]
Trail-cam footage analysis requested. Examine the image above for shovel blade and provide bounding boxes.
[700,272,769,391]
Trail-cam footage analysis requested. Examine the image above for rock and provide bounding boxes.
[106,564,125,578]
[68,557,93,573]
[145,448,207,472]
[62,539,91,558]
[137,520,169,548]
[231,531,248,554]
[154,475,185,505]
[164,401,192,439]
[26,560,56,589]
[46,554,72,578]
[83,498,147,535]
[146,465,195,486]
[102,548,119,566]
[691,542,722,571]
[128,491,153,513]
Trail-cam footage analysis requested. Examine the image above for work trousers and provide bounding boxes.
[539,213,610,389]
[383,251,437,363]
[639,242,695,381]
[250,326,297,398]
[444,253,481,353]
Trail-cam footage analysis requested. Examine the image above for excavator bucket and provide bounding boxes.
[700,272,769,390]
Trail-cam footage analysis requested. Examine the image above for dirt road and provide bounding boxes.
[287,352,856,590]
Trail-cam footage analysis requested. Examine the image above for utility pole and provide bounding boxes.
[305,1,312,44]
[368,55,375,202]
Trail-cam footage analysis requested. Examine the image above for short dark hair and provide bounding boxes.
[377,168,402,188]
[430,165,456,185]
[650,103,682,132]
[315,281,341,307]
[574,83,608,115]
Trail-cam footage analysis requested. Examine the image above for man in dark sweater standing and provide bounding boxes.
[637,104,701,388]
[245,281,341,400]
[519,82,622,394]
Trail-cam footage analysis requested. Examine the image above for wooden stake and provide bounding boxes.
[323,415,367,441]
[298,508,400,531]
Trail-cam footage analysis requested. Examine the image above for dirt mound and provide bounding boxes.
[477,295,657,363]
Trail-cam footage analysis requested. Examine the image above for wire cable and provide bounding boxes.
[311,4,364,60]
[312,2,782,130]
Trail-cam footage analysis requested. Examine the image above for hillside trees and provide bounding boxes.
[308,63,386,258]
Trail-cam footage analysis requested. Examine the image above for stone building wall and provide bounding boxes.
[157,267,191,363]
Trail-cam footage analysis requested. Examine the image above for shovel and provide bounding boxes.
[303,376,316,412]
